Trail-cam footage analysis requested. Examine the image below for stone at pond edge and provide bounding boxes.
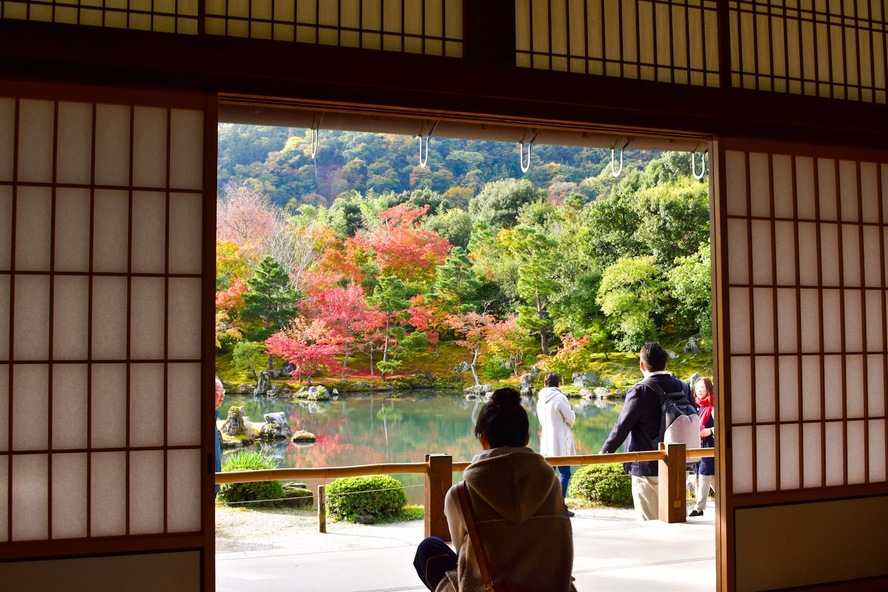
[295,385,330,400]
[221,406,249,436]
[464,384,492,399]
[572,371,599,387]
[259,411,293,440]
[292,430,317,443]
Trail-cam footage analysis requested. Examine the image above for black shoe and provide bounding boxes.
[566,508,575,517]
[689,509,704,517]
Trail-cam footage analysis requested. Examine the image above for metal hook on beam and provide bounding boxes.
[310,114,324,160]
[611,138,630,177]
[518,129,539,174]
[416,120,440,169]
[692,151,706,180]
[611,149,623,177]
[519,142,532,173]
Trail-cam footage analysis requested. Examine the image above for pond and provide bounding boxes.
[219,391,624,504]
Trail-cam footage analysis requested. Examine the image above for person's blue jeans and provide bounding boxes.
[414,536,457,591]
[557,465,571,498]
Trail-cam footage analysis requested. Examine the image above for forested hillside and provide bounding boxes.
[216,124,711,385]
[218,124,655,208]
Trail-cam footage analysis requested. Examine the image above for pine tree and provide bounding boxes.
[242,256,301,369]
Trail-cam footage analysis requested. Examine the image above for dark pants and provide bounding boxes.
[414,536,457,591]
[557,465,572,498]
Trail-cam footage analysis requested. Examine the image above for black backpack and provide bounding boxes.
[640,378,701,459]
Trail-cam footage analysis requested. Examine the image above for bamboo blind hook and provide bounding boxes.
[611,148,623,177]
[519,141,532,173]
[310,113,324,160]
[692,151,706,180]
[416,120,440,169]
[418,135,430,168]
[310,128,319,159]
[518,129,539,174]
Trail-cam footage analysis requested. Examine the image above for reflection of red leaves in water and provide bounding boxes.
[314,435,337,446]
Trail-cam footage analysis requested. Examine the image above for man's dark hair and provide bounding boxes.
[474,387,529,448]
[640,342,668,372]
[544,373,559,387]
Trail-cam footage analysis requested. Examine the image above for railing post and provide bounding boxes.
[318,484,326,533]
[658,442,687,523]
[425,453,452,540]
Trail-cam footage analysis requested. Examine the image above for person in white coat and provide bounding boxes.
[537,373,577,512]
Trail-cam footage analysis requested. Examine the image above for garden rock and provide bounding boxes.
[572,372,599,387]
[593,387,611,399]
[452,361,472,374]
[666,349,678,359]
[292,430,317,443]
[684,337,702,353]
[253,370,272,396]
[221,406,249,437]
[259,412,292,440]
[282,483,313,508]
[464,383,492,399]
[297,385,330,400]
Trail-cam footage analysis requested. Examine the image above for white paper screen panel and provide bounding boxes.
[723,146,888,494]
[0,92,206,545]
[729,0,888,104]
[517,0,720,85]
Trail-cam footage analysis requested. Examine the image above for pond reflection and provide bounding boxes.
[220,391,622,504]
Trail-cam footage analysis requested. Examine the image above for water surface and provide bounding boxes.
[220,391,623,504]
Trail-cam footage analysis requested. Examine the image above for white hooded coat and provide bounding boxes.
[436,446,574,592]
[536,386,577,457]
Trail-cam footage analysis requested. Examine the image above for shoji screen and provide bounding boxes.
[714,139,888,591]
[0,84,214,591]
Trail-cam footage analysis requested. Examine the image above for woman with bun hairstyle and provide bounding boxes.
[413,387,574,592]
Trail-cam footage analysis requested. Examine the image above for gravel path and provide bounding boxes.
[214,503,637,555]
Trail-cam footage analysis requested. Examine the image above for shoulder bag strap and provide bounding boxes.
[456,482,496,592]
[639,378,668,443]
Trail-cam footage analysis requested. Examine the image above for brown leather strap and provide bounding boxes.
[456,481,496,591]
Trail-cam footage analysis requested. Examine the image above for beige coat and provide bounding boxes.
[436,446,574,592]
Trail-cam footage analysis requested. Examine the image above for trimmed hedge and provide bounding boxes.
[325,475,407,522]
[567,463,633,507]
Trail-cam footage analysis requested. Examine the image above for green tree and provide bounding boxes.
[367,276,411,377]
[241,256,301,369]
[631,177,710,268]
[432,246,484,312]
[469,178,542,228]
[503,225,560,355]
[596,256,666,351]
[424,208,473,249]
[231,340,266,381]
[666,243,712,347]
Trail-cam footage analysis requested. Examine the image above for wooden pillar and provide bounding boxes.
[425,453,453,539]
[658,442,687,523]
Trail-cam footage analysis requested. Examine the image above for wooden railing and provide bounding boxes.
[216,443,716,539]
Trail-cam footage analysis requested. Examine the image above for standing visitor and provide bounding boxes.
[413,387,574,592]
[537,373,577,516]
[214,376,226,494]
[689,376,715,517]
[599,342,690,521]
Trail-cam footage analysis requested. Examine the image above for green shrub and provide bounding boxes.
[217,450,285,506]
[567,463,633,507]
[484,358,512,380]
[325,475,408,522]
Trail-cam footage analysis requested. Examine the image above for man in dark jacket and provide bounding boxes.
[599,342,690,520]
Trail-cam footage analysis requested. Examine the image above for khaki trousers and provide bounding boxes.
[631,475,659,521]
